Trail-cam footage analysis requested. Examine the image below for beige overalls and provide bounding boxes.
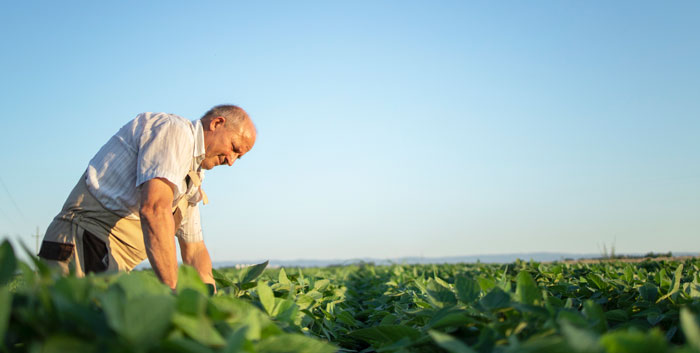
[39,168,207,276]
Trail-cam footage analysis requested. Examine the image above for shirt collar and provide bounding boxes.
[193,119,206,167]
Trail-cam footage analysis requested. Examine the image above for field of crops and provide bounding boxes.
[1,240,700,353]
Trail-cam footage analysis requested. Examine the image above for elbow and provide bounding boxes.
[139,202,173,227]
[140,203,175,249]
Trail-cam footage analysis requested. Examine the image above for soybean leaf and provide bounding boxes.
[498,268,511,292]
[0,240,16,286]
[173,312,226,347]
[296,294,315,310]
[672,264,684,292]
[257,280,275,315]
[19,241,52,278]
[657,264,684,303]
[435,276,451,289]
[176,288,208,316]
[623,266,634,284]
[427,279,457,306]
[297,267,305,287]
[455,276,480,304]
[583,300,608,333]
[41,335,97,353]
[605,309,628,322]
[275,298,299,323]
[162,337,216,353]
[256,333,336,353]
[639,283,658,302]
[374,337,413,352]
[515,271,541,305]
[221,327,249,353]
[600,328,667,353]
[350,325,422,348]
[212,269,237,290]
[681,308,700,350]
[558,310,589,328]
[379,314,398,326]
[647,312,664,326]
[336,310,360,328]
[428,330,477,353]
[560,321,601,353]
[208,296,282,340]
[278,267,291,285]
[240,260,269,284]
[479,287,511,311]
[100,285,126,335]
[587,274,607,291]
[477,277,496,292]
[427,309,476,329]
[0,287,11,346]
[313,279,330,292]
[50,277,109,335]
[116,271,171,298]
[177,265,209,295]
[121,295,175,347]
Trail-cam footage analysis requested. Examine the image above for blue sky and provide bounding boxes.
[0,1,698,262]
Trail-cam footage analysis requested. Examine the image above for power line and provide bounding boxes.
[0,203,18,230]
[0,174,28,224]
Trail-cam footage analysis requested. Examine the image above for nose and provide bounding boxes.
[224,153,236,166]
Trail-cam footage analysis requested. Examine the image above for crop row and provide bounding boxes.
[1,240,700,352]
[216,258,700,353]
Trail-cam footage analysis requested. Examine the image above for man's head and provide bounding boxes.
[200,104,257,170]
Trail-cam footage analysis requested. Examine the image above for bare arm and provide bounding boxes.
[140,178,178,289]
[178,238,216,291]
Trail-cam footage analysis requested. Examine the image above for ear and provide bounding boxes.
[208,116,226,131]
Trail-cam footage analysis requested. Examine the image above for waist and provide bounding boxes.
[57,173,141,235]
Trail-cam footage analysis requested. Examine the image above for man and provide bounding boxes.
[38,104,256,290]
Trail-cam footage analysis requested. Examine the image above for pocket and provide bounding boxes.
[82,229,109,273]
[38,241,74,261]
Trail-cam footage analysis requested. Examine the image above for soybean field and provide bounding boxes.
[1,240,700,353]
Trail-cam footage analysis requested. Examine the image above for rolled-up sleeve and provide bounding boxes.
[135,119,193,195]
[176,204,203,242]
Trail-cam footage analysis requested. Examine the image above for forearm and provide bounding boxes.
[179,239,215,289]
[189,246,214,286]
[141,208,178,289]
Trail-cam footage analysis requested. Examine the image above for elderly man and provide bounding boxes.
[38,104,256,290]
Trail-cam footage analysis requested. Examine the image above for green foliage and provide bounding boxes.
[680,308,700,350]
[0,240,17,286]
[0,243,334,352]
[0,286,11,346]
[1,240,700,353]
[454,276,480,304]
[515,271,541,305]
[429,330,477,353]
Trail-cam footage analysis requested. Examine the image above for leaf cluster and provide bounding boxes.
[0,240,335,353]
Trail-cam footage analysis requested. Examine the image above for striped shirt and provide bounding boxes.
[85,112,205,242]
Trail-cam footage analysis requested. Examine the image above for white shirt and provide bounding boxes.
[85,112,205,242]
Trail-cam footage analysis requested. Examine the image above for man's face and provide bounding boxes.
[201,117,255,170]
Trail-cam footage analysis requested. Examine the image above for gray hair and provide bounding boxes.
[201,104,256,138]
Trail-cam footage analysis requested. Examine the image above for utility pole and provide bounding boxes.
[32,226,40,254]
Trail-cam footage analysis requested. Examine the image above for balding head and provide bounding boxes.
[199,104,257,170]
[201,104,256,140]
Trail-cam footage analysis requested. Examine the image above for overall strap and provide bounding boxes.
[185,170,209,205]
[172,169,208,226]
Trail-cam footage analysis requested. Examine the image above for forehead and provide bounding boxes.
[233,131,255,153]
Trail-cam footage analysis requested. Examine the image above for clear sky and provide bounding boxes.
[0,1,698,263]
